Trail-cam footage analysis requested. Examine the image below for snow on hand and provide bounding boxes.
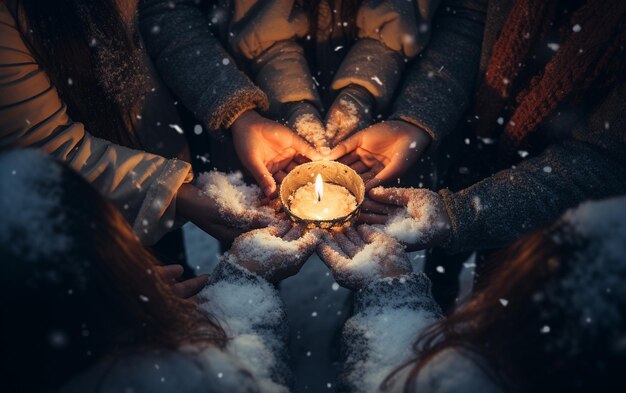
[374,187,445,246]
[196,171,277,228]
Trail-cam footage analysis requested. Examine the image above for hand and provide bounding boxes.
[177,183,268,242]
[231,110,318,197]
[317,225,412,290]
[226,222,321,283]
[325,85,375,147]
[156,264,209,299]
[361,187,451,249]
[284,101,330,151]
[324,120,431,189]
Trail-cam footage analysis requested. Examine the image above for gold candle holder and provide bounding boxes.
[280,161,365,229]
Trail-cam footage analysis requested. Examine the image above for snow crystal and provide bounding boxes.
[547,43,560,51]
[499,298,509,307]
[543,166,552,173]
[169,124,184,134]
[196,171,277,228]
[222,58,230,65]
[572,24,582,32]
[540,325,551,334]
[436,266,445,273]
[292,113,328,149]
[193,124,203,135]
[371,76,383,86]
[409,141,418,149]
[0,150,71,261]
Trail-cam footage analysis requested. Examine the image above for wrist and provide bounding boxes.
[230,109,260,137]
[176,183,201,222]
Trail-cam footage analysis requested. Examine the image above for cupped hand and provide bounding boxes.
[156,264,208,299]
[231,110,319,197]
[325,85,375,147]
[323,120,431,190]
[317,225,412,290]
[360,186,451,250]
[226,222,322,283]
[177,183,272,242]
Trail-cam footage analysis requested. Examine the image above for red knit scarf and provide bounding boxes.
[472,0,626,158]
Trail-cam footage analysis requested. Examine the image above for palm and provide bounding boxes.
[327,120,431,189]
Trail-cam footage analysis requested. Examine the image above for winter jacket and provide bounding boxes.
[138,0,269,135]
[386,0,626,252]
[60,261,291,393]
[0,2,192,245]
[139,0,439,120]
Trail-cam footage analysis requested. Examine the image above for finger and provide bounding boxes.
[338,151,361,166]
[350,161,369,174]
[284,224,305,241]
[274,170,288,185]
[247,157,277,197]
[360,169,379,183]
[357,224,385,243]
[293,230,322,257]
[158,264,184,282]
[294,154,310,165]
[344,227,366,248]
[317,234,350,269]
[365,160,405,191]
[268,154,295,175]
[333,231,359,258]
[325,132,362,161]
[286,161,299,173]
[361,198,402,215]
[357,212,390,225]
[368,187,410,206]
[172,274,209,299]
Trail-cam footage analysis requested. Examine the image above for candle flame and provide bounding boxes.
[315,173,323,202]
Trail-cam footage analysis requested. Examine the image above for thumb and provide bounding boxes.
[325,131,362,161]
[248,157,276,197]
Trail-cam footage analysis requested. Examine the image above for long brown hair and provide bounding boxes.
[0,150,225,392]
[12,0,150,147]
[473,0,626,157]
[393,224,624,392]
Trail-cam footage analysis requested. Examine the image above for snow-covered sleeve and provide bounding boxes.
[339,272,442,393]
[198,259,291,393]
[138,0,269,134]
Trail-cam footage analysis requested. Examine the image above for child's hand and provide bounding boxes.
[284,101,329,150]
[317,225,412,290]
[226,222,322,283]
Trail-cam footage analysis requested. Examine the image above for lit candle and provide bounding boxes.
[289,173,357,220]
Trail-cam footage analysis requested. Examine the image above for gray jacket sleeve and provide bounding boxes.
[138,0,269,133]
[332,0,442,110]
[440,85,626,253]
[339,273,442,393]
[199,260,291,392]
[389,0,487,147]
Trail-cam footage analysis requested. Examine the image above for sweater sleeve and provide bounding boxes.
[332,0,442,110]
[138,0,268,133]
[0,4,192,246]
[339,273,442,393]
[389,0,487,147]
[198,260,291,393]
